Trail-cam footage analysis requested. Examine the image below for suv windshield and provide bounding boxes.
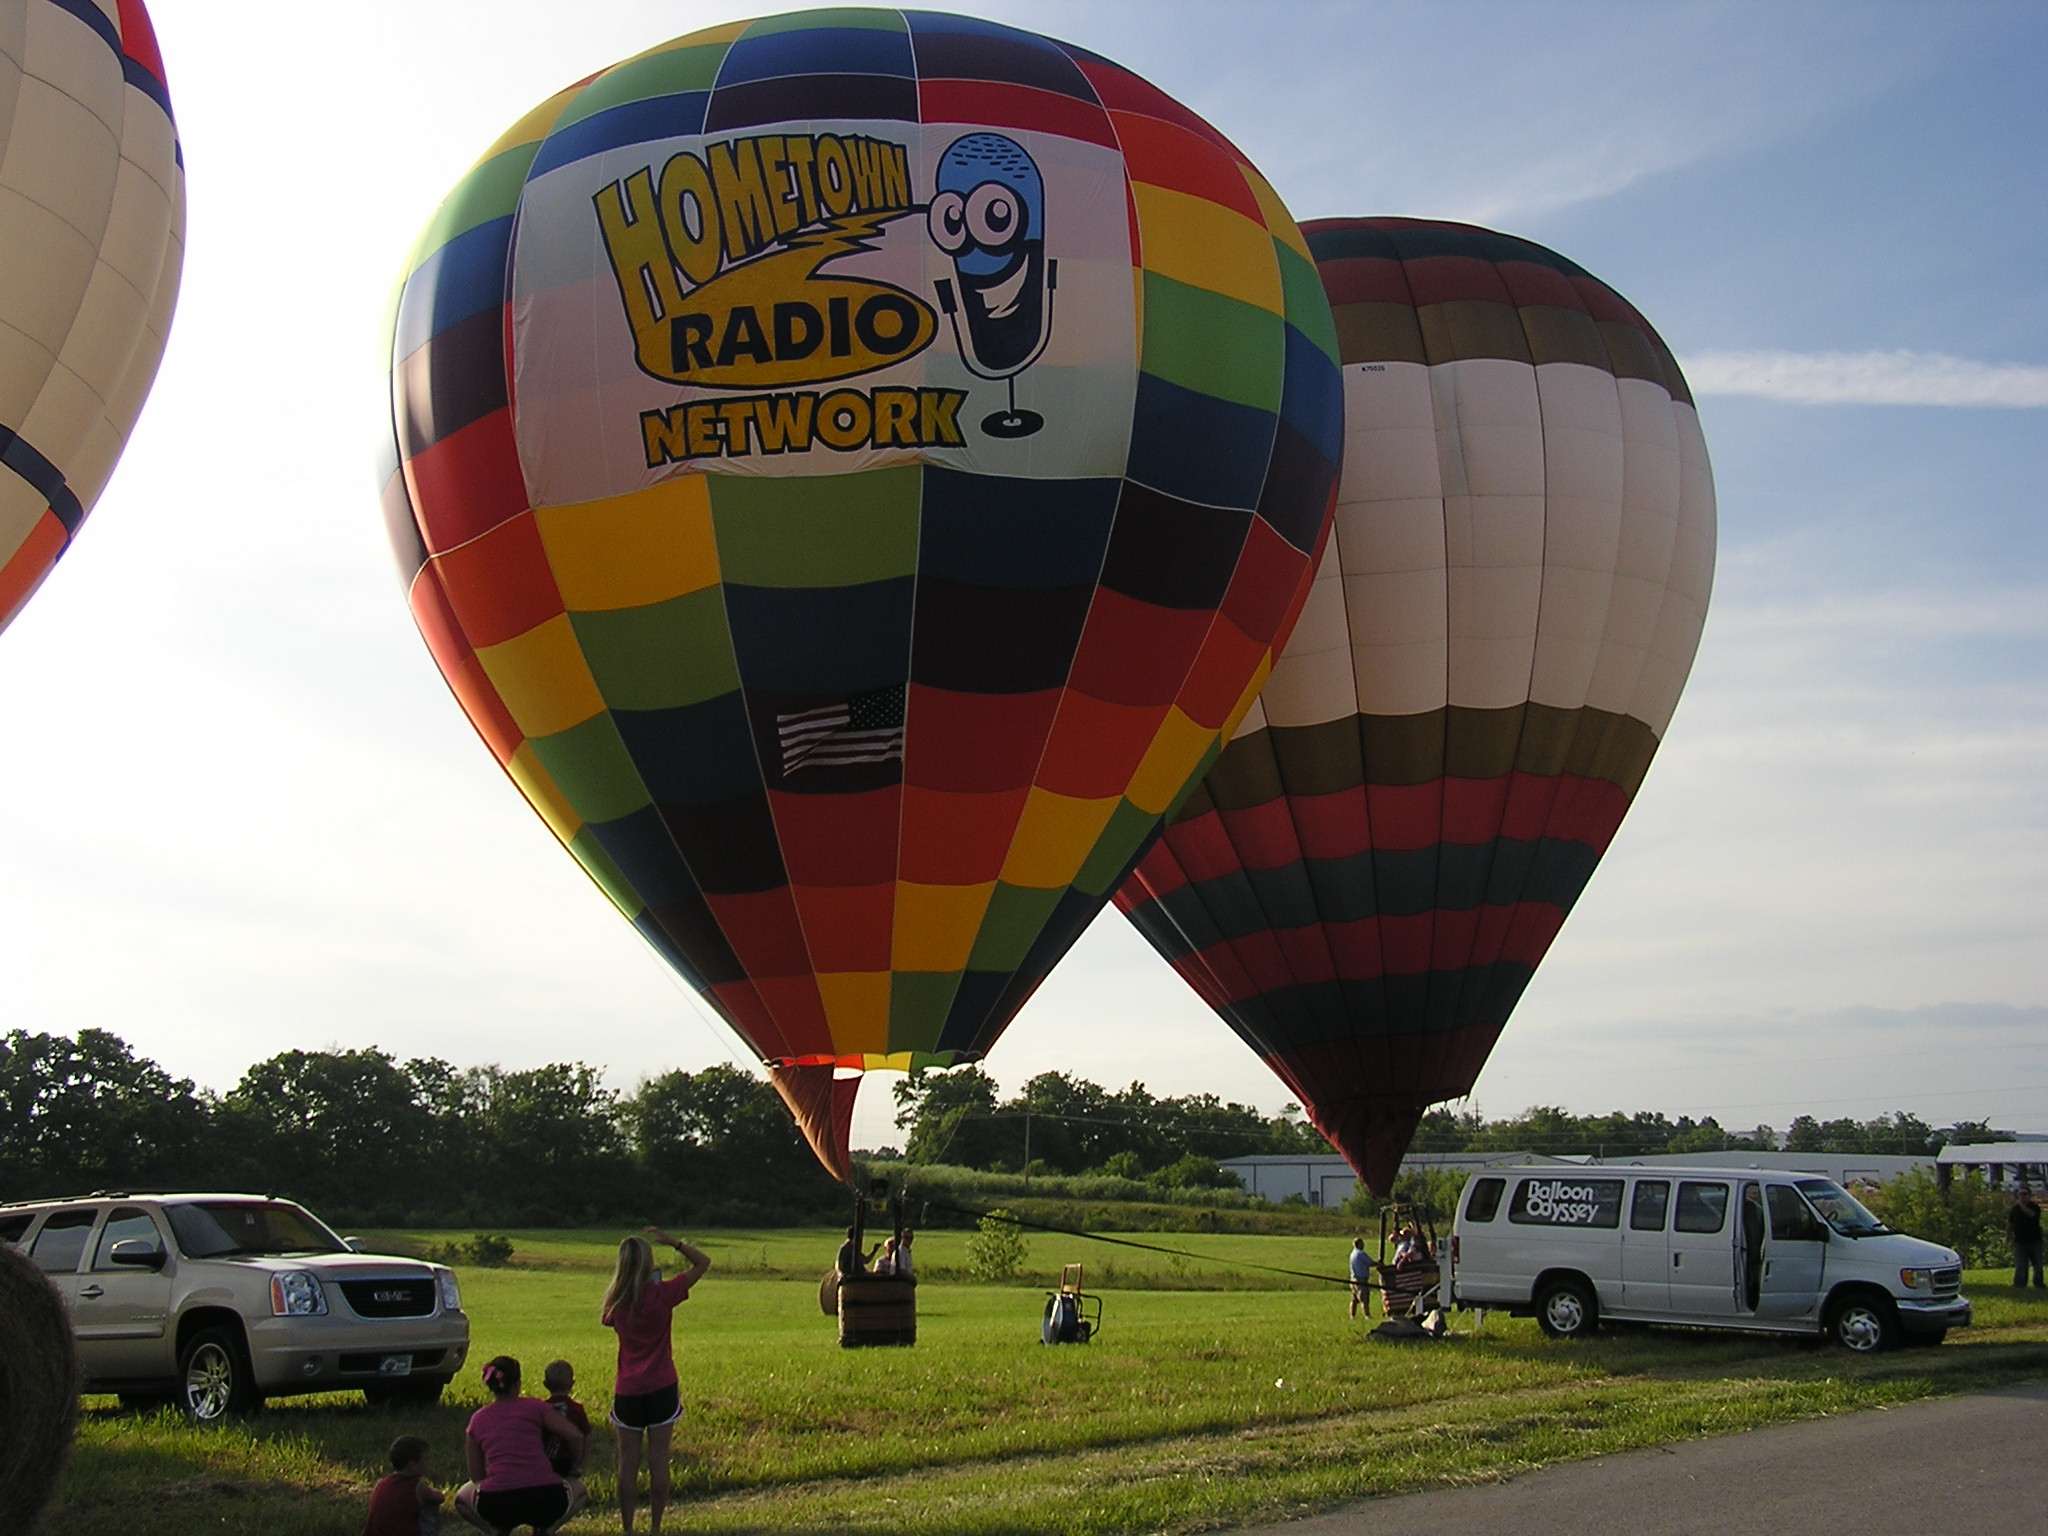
[1794,1178,1892,1237]
[165,1201,347,1258]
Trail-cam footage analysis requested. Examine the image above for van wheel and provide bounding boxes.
[1535,1278,1598,1340]
[179,1326,261,1422]
[1826,1294,1899,1354]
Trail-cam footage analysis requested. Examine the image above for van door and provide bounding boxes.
[1620,1179,1671,1312]
[1757,1183,1828,1320]
[1668,1180,1737,1316]
[1738,1182,1766,1313]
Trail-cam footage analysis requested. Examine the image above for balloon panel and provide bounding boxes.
[0,0,182,632]
[387,13,1340,1088]
[1118,218,1715,1190]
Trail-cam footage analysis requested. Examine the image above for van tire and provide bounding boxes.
[1825,1292,1898,1354]
[1534,1277,1598,1340]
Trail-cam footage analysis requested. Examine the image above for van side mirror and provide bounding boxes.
[109,1239,166,1269]
[343,1236,367,1253]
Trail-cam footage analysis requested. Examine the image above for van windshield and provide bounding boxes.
[166,1201,347,1258]
[1794,1179,1891,1237]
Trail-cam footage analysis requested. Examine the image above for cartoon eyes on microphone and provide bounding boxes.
[927,184,1025,256]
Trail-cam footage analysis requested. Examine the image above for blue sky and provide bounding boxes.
[0,2,2039,1153]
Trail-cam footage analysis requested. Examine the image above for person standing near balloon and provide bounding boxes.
[601,1229,710,1535]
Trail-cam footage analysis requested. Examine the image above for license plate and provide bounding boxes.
[379,1354,413,1378]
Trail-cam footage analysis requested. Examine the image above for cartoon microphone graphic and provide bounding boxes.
[929,133,1056,439]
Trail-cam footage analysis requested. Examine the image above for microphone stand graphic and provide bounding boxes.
[934,258,1057,439]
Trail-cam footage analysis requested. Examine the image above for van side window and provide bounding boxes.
[1507,1177,1623,1228]
[29,1208,98,1273]
[0,1213,31,1247]
[1765,1184,1826,1242]
[1465,1177,1505,1222]
[1674,1182,1729,1234]
[1630,1180,1670,1231]
[93,1209,164,1270]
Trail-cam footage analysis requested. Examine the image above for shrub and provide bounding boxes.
[425,1233,515,1268]
[1864,1169,2009,1267]
[965,1208,1030,1282]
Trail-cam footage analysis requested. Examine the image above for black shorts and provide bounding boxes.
[474,1482,569,1532]
[610,1381,682,1431]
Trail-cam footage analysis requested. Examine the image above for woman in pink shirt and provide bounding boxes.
[601,1228,710,1535]
[453,1356,585,1534]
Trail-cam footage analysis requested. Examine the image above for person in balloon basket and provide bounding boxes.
[2009,1186,2044,1289]
[836,1225,879,1279]
[453,1356,586,1535]
[603,1228,712,1535]
[363,1434,447,1536]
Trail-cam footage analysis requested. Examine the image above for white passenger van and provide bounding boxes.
[1446,1165,1969,1351]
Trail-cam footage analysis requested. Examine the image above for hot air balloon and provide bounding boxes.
[1117,217,1715,1192]
[382,11,1341,1180]
[0,0,182,633]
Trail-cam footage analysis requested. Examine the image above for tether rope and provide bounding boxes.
[910,1195,1413,1288]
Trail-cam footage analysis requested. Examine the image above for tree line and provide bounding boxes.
[0,1029,845,1227]
[5,1029,2016,1229]
[1406,1105,2008,1160]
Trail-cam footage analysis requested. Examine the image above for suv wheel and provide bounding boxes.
[179,1326,260,1422]
[1534,1277,1598,1340]
[1826,1293,1899,1354]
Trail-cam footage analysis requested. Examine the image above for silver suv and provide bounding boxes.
[0,1192,470,1421]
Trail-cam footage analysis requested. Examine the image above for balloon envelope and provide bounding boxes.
[1117,217,1715,1192]
[383,10,1340,1178]
[0,0,182,633]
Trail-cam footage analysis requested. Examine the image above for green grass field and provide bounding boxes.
[45,1230,2048,1535]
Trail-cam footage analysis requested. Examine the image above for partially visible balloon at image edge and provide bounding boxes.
[382,10,1342,1180]
[0,0,184,635]
[1117,217,1716,1193]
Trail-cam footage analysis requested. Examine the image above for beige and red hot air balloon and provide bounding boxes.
[1119,218,1715,1191]
[0,0,183,633]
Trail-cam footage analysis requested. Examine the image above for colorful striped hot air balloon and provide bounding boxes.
[382,11,1341,1180]
[0,0,182,633]
[1117,217,1715,1192]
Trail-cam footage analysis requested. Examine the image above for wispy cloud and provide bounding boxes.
[1687,349,2048,407]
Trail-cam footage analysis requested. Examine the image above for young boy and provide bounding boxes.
[363,1434,446,1536]
[541,1359,592,1491]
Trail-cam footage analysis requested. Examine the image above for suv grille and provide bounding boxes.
[339,1278,436,1318]
[1932,1267,1962,1298]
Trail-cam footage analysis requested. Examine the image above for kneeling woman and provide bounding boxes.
[455,1356,586,1535]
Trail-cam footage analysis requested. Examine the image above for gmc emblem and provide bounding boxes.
[373,1289,409,1303]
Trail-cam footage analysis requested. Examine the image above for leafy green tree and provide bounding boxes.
[965,1208,1029,1281]
[0,1029,211,1200]
[620,1064,844,1224]
[893,1066,1005,1166]
[217,1048,445,1219]
[1864,1169,2010,1267]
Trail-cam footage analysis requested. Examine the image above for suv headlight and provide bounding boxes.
[437,1267,461,1313]
[270,1271,328,1316]
[1899,1268,1932,1292]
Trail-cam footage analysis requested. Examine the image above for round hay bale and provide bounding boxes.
[0,1243,78,1532]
